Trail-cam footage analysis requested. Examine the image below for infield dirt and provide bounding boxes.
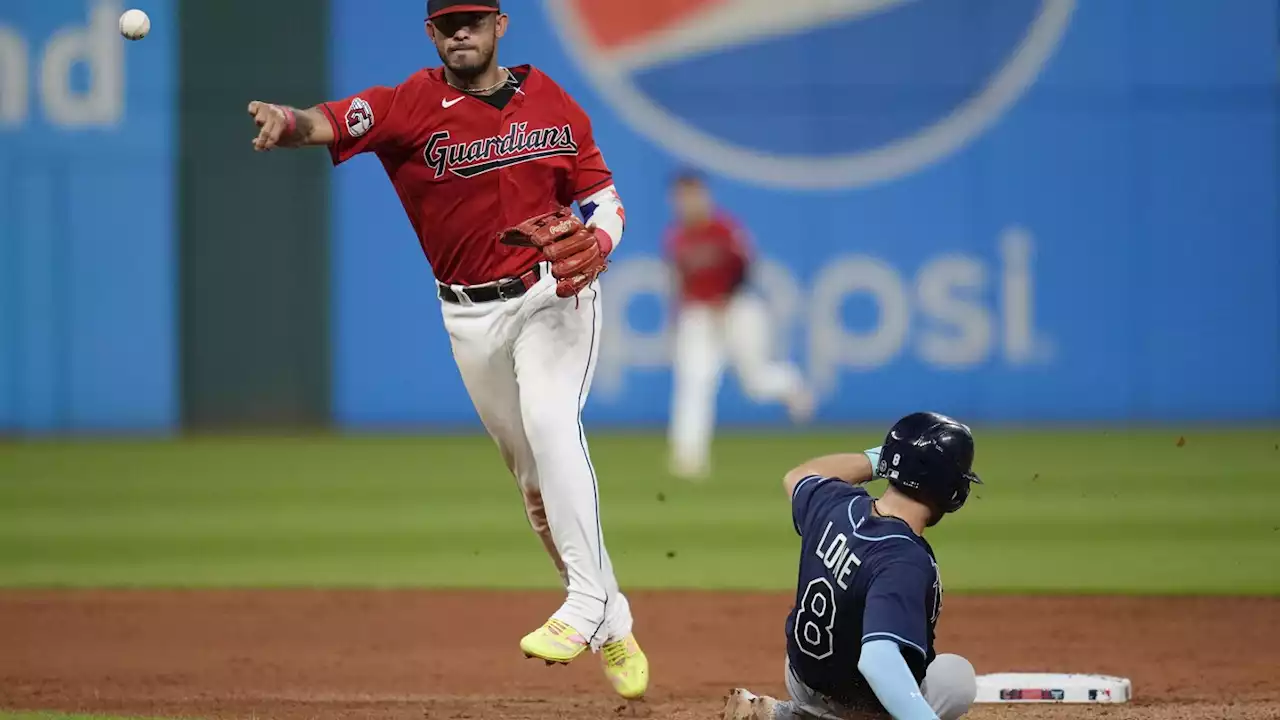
[1,591,1276,719]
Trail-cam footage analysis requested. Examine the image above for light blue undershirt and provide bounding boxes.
[857,639,938,720]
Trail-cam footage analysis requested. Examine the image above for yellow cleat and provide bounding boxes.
[520,618,588,664]
[601,633,649,699]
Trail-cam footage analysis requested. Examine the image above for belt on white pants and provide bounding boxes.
[437,263,544,305]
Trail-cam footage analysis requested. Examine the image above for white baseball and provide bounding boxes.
[119,9,150,40]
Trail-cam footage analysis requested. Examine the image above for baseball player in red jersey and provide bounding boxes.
[665,172,815,481]
[244,0,647,700]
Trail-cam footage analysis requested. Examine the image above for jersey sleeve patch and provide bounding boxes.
[345,97,374,138]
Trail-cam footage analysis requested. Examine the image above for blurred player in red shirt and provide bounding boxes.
[663,172,815,480]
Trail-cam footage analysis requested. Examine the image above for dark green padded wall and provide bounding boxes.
[179,1,331,428]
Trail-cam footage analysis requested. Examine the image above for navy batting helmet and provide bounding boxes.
[878,412,982,514]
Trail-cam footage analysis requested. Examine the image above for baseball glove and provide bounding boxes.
[499,208,607,299]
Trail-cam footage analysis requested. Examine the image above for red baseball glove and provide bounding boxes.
[499,208,608,299]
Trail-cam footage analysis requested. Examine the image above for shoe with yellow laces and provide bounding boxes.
[520,618,588,664]
[601,633,649,699]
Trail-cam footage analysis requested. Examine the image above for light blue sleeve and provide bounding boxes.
[864,446,883,475]
[857,639,939,720]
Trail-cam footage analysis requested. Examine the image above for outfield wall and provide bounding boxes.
[331,0,1279,427]
[0,0,175,432]
[1,1,1276,433]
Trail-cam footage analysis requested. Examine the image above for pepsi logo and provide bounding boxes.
[545,0,1075,190]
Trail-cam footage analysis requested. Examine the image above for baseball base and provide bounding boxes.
[975,673,1132,704]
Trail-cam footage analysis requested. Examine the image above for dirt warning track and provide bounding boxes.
[1,591,1276,719]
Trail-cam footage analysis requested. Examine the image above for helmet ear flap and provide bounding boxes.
[942,471,982,513]
[943,482,969,514]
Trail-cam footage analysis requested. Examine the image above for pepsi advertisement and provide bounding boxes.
[330,0,1279,427]
[0,0,176,433]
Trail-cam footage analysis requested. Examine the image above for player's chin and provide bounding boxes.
[446,52,485,76]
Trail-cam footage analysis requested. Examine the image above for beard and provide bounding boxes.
[439,43,496,82]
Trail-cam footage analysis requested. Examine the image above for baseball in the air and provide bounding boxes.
[119,9,151,40]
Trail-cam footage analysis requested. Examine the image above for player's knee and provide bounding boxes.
[738,373,773,402]
[923,654,977,720]
[519,404,579,456]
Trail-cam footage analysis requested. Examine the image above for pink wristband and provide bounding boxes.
[279,105,297,137]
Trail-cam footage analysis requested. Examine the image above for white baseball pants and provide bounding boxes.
[440,268,631,648]
[668,292,807,477]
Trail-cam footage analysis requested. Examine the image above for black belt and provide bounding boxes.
[438,264,542,304]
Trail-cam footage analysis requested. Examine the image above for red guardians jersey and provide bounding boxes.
[664,213,752,304]
[320,65,613,286]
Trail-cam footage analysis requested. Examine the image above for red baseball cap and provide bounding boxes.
[427,0,500,19]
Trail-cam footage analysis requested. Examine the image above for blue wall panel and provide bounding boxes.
[0,0,175,432]
[329,0,1278,427]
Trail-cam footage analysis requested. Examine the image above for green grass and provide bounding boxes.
[0,429,1277,593]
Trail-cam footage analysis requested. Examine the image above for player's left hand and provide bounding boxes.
[499,208,608,298]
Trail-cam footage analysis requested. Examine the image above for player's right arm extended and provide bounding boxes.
[247,101,334,151]
[858,640,940,720]
[782,446,881,497]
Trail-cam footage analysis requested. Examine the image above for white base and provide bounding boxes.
[975,673,1132,704]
